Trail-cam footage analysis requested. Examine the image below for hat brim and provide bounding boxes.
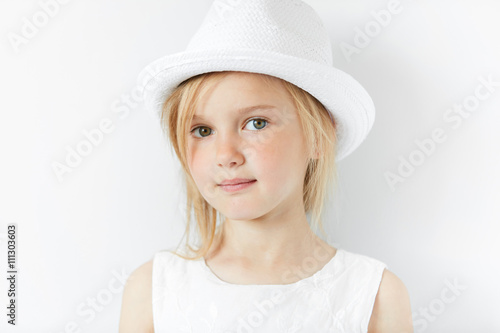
[137,48,375,161]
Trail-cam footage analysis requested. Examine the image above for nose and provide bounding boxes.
[215,131,245,169]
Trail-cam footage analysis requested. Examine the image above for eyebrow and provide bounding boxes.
[192,105,277,120]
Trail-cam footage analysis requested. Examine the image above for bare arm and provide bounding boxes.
[368,269,413,333]
[119,260,154,333]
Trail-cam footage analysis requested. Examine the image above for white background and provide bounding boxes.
[1,0,499,332]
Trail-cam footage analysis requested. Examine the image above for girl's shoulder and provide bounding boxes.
[367,268,413,332]
[119,259,154,333]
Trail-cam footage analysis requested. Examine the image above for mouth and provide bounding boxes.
[218,178,256,186]
[218,179,257,192]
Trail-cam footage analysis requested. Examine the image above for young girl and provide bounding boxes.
[120,1,412,332]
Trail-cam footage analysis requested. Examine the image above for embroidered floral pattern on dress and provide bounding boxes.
[275,300,304,332]
[152,249,387,333]
[199,301,219,332]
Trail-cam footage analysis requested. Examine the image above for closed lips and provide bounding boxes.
[219,179,256,185]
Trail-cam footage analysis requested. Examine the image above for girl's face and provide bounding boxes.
[186,72,311,221]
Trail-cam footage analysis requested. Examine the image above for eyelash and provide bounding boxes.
[190,118,269,139]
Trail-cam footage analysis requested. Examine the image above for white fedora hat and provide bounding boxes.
[137,0,375,161]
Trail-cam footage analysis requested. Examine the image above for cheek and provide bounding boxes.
[187,145,208,182]
[257,131,308,185]
[250,137,295,180]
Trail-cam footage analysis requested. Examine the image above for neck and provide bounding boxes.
[209,204,322,267]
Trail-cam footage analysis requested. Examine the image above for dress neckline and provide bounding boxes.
[198,248,342,287]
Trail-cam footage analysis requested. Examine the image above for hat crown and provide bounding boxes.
[139,0,376,162]
[186,0,333,66]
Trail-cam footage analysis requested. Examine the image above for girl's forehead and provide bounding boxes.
[203,72,286,94]
[192,104,280,120]
[197,78,290,108]
[187,72,295,121]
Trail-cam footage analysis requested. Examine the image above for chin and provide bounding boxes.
[219,208,263,222]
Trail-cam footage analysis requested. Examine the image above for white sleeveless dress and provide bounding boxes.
[151,247,387,333]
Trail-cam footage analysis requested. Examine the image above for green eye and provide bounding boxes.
[191,119,268,139]
[247,118,268,130]
[192,126,212,138]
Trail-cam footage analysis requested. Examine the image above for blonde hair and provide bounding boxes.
[161,71,338,260]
